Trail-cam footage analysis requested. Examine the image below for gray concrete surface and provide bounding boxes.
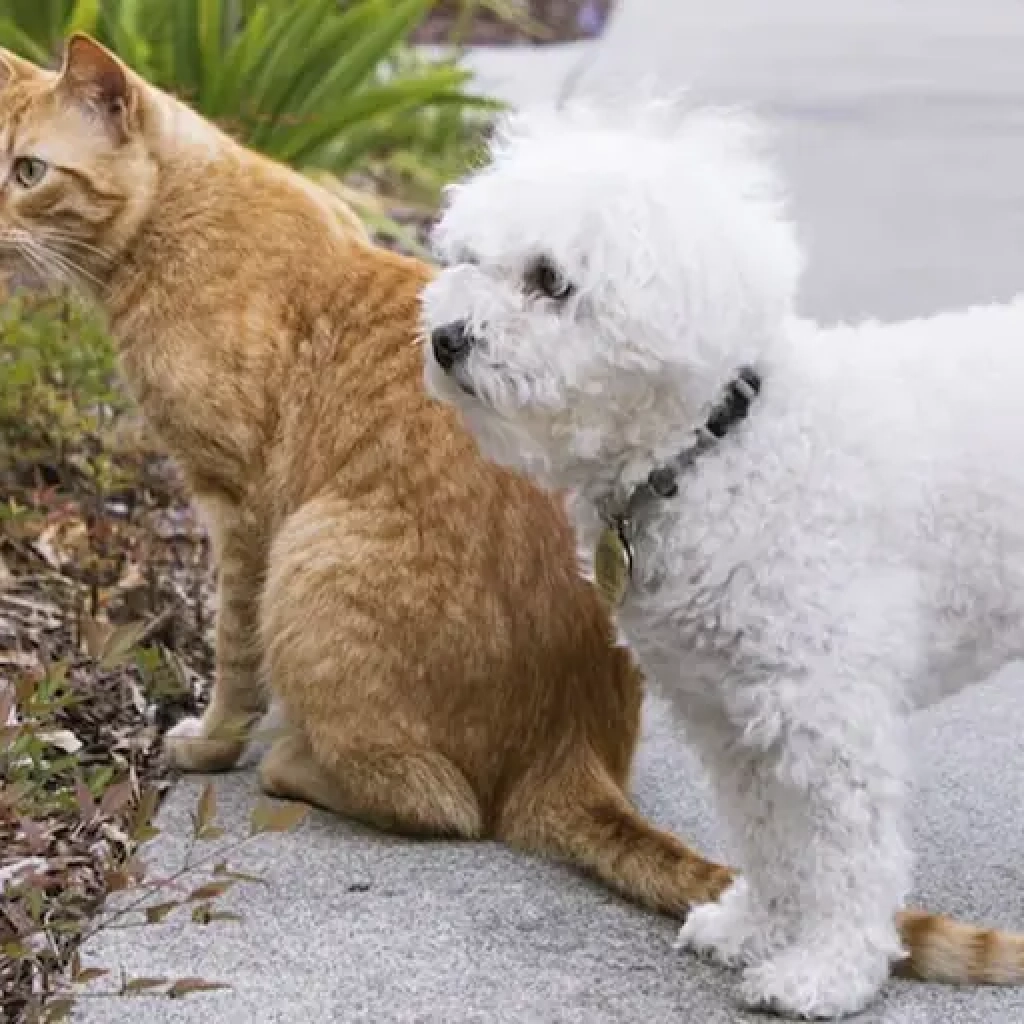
[481,0,1024,323]
[76,674,1024,1023]
[75,3,1024,1021]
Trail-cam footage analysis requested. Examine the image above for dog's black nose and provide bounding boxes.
[431,321,472,371]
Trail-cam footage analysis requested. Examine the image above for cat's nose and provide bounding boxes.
[431,321,473,371]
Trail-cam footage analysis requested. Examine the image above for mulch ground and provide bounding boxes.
[0,397,213,1020]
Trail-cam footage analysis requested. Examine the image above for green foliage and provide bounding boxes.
[0,0,500,179]
[0,293,124,487]
[0,0,99,63]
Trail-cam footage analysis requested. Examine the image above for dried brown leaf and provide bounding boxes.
[99,778,134,818]
[122,976,168,993]
[192,906,242,925]
[15,816,49,854]
[249,799,310,836]
[74,774,97,821]
[80,617,113,660]
[104,868,131,892]
[166,977,230,998]
[187,880,232,902]
[100,619,150,667]
[195,782,216,836]
[0,683,15,727]
[130,787,161,842]
[74,967,109,984]
[0,552,13,591]
[42,998,74,1023]
[212,862,267,886]
[144,901,179,924]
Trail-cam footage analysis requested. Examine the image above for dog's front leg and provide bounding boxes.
[682,679,911,1019]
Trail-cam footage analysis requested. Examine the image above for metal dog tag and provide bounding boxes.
[595,524,632,608]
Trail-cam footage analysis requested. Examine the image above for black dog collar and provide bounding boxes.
[593,367,761,606]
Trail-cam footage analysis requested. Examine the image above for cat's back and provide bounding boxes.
[271,233,583,582]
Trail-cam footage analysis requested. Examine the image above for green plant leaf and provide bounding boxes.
[0,18,53,62]
[66,0,101,36]
[276,73,471,165]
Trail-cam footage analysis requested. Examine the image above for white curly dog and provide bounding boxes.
[420,101,1024,1018]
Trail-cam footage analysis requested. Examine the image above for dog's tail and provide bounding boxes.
[895,909,1024,985]
[503,762,734,917]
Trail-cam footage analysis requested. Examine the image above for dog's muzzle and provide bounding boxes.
[431,320,473,371]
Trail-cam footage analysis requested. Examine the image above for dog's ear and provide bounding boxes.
[58,34,141,139]
[0,47,41,91]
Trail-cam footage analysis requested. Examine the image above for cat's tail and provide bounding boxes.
[895,909,1024,985]
[501,762,734,917]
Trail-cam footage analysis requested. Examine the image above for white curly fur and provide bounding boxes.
[420,99,1024,1019]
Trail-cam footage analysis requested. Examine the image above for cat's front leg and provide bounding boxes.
[166,513,268,772]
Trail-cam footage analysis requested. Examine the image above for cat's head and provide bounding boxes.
[0,35,158,292]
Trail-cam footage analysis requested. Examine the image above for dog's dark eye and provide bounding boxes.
[527,257,574,301]
[446,247,479,268]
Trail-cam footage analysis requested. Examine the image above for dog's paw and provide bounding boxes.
[738,943,888,1019]
[165,714,247,773]
[675,879,782,968]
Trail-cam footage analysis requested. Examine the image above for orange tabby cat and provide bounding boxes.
[0,35,729,916]
[1,36,1020,985]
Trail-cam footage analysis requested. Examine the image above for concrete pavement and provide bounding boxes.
[76,675,1024,1023]
[482,0,1024,322]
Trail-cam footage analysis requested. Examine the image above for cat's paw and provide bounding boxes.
[738,942,888,1019]
[165,714,246,773]
[675,879,781,968]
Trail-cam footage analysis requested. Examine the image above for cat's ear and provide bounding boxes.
[58,34,139,138]
[0,48,41,91]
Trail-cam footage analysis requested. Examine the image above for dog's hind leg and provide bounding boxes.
[499,757,732,917]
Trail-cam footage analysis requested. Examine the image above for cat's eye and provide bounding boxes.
[12,156,48,188]
[527,256,574,301]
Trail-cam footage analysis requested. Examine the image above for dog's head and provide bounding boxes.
[422,100,803,490]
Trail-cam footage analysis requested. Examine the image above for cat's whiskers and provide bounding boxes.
[36,227,114,264]
[13,237,51,286]
[32,238,105,291]
[23,237,71,287]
